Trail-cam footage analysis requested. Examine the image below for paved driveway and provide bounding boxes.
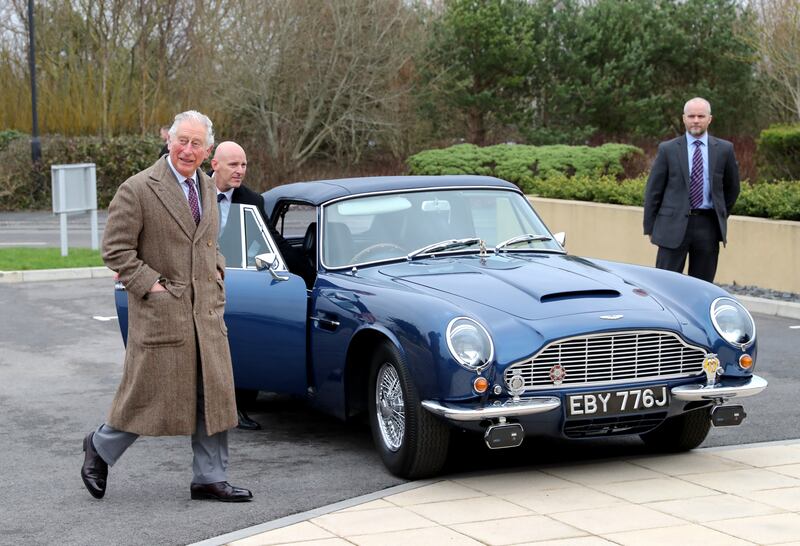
[0,278,796,545]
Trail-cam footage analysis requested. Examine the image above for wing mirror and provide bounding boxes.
[255,252,289,281]
[553,232,566,247]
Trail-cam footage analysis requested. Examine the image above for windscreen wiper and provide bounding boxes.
[407,237,481,260]
[494,233,552,252]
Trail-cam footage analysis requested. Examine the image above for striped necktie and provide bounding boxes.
[689,141,704,209]
[186,179,201,224]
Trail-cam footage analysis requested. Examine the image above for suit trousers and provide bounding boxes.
[655,213,721,283]
[92,378,229,484]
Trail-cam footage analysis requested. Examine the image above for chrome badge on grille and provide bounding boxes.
[549,364,567,386]
[703,353,721,385]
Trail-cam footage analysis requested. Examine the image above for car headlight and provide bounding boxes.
[710,297,756,348]
[446,317,494,371]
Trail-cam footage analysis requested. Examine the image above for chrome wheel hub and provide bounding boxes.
[375,362,405,452]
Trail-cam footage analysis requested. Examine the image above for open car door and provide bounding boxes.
[219,204,308,395]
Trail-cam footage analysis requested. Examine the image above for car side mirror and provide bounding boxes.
[554,232,566,247]
[255,252,289,281]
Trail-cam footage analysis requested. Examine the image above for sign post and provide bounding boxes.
[51,163,98,256]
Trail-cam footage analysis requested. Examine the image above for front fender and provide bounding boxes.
[592,259,758,377]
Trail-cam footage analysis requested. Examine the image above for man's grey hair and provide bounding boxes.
[168,110,215,148]
[683,97,711,115]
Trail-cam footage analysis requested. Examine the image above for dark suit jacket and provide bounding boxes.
[230,185,267,222]
[643,134,740,249]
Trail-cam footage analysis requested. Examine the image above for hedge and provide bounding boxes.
[522,174,800,221]
[757,124,800,181]
[0,129,26,152]
[0,134,163,210]
[407,143,644,182]
[408,144,800,222]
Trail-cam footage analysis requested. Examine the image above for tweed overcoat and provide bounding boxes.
[102,156,237,436]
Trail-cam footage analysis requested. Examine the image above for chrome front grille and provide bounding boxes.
[504,330,706,391]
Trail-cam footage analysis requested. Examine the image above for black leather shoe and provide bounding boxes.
[237,409,261,431]
[81,432,108,499]
[190,481,253,502]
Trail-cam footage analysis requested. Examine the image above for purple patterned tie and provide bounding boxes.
[186,179,201,225]
[689,140,704,209]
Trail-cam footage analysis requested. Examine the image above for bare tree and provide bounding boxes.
[744,0,800,121]
[0,0,229,135]
[217,0,422,179]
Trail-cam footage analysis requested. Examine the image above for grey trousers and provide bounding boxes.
[92,383,229,484]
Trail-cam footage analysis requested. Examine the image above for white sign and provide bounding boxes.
[51,163,99,256]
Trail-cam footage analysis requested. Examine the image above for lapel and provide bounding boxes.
[147,156,198,240]
[707,135,718,181]
[230,186,242,205]
[194,170,215,242]
[676,135,690,190]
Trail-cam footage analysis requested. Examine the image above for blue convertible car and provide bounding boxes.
[116,175,766,478]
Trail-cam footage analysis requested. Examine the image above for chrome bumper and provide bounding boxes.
[421,397,560,421]
[671,374,768,402]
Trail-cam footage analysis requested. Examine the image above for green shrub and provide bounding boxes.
[0,134,162,210]
[0,129,26,152]
[407,143,800,222]
[733,180,800,221]
[525,174,647,207]
[757,124,800,181]
[407,143,645,184]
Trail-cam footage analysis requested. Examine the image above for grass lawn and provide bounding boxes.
[0,247,104,270]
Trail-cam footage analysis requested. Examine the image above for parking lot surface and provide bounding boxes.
[0,278,797,545]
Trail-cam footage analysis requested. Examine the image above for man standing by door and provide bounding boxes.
[210,140,263,431]
[81,111,252,502]
[643,97,740,283]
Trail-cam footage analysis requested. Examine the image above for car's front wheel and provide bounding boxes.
[368,341,450,479]
[640,407,711,451]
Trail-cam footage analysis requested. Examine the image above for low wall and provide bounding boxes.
[529,197,800,294]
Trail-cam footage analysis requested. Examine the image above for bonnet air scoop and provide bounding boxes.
[540,289,620,303]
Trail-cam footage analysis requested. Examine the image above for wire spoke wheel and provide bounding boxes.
[368,340,450,478]
[375,362,405,452]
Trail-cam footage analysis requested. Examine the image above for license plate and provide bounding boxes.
[566,385,669,418]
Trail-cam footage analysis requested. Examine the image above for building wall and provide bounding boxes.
[529,197,800,294]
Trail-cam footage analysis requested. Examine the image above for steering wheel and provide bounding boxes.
[351,243,406,263]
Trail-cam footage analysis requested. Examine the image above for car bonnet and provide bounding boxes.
[377,253,667,321]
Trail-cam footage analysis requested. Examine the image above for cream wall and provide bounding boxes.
[529,197,800,294]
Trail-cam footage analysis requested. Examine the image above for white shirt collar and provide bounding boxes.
[686,132,708,146]
[216,187,234,201]
[166,155,197,185]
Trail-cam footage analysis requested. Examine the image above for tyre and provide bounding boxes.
[367,341,450,479]
[640,407,712,451]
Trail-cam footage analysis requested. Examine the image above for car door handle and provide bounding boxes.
[310,315,340,331]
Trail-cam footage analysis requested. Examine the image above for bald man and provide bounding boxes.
[210,142,265,431]
[644,97,740,282]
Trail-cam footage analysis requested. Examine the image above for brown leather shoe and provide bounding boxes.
[81,432,108,499]
[190,481,253,502]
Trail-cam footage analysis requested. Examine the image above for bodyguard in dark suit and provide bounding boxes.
[643,97,740,282]
[210,141,264,431]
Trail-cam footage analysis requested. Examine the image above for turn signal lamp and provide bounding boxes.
[473,376,489,393]
[739,354,753,370]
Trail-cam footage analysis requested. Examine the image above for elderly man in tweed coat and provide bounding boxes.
[80,111,252,502]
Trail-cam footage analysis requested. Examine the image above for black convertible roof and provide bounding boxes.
[262,175,519,214]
